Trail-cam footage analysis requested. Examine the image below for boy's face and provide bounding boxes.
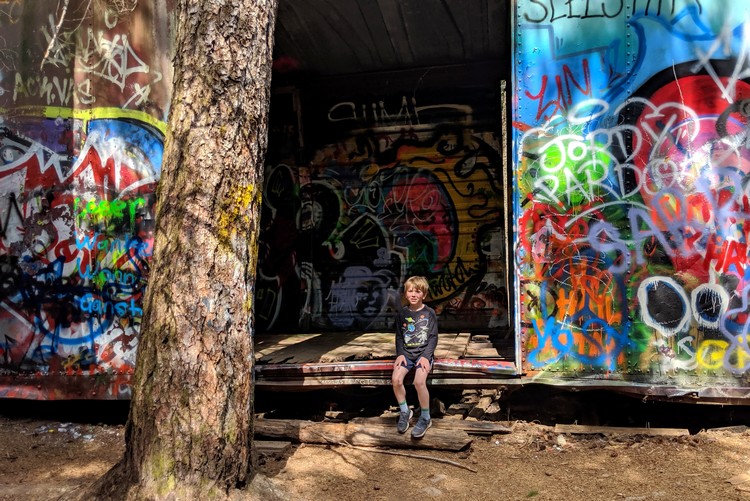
[405,286,426,308]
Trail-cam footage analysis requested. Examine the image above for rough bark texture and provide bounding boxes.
[88,0,278,499]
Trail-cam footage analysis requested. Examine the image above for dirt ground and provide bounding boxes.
[1,387,750,501]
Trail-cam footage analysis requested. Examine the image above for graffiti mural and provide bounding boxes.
[514,0,750,381]
[0,1,170,398]
[257,81,509,333]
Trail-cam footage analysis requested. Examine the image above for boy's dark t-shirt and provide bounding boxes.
[395,305,439,362]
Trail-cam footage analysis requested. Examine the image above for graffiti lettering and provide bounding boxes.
[78,293,143,317]
[74,197,145,229]
[13,73,75,106]
[525,60,593,121]
[327,97,473,126]
[523,0,704,23]
[74,233,151,256]
[523,0,625,23]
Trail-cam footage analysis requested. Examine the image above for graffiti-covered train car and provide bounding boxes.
[1,0,750,402]
[513,0,750,398]
[0,1,170,399]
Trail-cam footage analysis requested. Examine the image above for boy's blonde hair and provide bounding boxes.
[403,276,429,296]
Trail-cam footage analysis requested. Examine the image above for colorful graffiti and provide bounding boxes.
[0,119,160,390]
[514,0,750,381]
[0,1,169,398]
[257,114,508,333]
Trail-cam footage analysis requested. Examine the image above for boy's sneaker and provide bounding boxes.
[411,416,432,438]
[397,409,413,434]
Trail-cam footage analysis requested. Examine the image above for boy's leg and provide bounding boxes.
[392,360,413,433]
[413,359,430,412]
[391,362,409,404]
[411,357,432,438]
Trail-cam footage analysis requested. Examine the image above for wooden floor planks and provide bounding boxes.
[255,331,477,364]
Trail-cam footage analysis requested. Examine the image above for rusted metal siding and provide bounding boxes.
[512,0,750,390]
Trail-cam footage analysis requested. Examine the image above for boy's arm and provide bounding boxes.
[419,309,439,361]
[394,311,406,357]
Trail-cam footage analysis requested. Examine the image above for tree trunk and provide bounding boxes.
[88,0,278,499]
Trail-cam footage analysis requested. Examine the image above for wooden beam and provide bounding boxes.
[254,440,292,457]
[468,396,494,418]
[255,418,472,451]
[554,424,689,437]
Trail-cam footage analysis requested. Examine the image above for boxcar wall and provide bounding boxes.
[0,1,170,399]
[258,64,511,335]
[513,0,750,397]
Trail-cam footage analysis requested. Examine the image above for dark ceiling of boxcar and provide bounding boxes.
[273,0,509,76]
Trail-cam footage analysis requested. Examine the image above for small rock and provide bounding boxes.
[430,474,448,485]
[556,435,567,447]
[421,486,443,497]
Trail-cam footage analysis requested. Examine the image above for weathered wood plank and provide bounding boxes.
[554,424,690,437]
[437,332,471,359]
[255,418,472,451]
[319,333,394,363]
[351,417,512,435]
[254,440,292,457]
[255,331,472,364]
[468,396,494,418]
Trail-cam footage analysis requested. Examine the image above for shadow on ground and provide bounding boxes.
[2,385,749,433]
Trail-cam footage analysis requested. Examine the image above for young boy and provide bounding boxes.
[392,276,438,438]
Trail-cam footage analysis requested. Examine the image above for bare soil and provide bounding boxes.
[2,387,750,501]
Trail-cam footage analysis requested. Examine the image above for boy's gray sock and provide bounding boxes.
[398,401,409,414]
[420,407,430,420]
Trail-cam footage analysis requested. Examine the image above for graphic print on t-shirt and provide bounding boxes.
[403,312,431,348]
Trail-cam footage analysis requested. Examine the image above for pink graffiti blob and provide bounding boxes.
[632,76,750,211]
[383,173,456,271]
[630,76,750,279]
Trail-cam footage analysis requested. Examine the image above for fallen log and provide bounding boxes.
[350,416,513,435]
[255,418,472,451]
[554,424,689,437]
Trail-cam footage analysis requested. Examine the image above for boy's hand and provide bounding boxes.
[416,357,430,370]
[394,355,406,368]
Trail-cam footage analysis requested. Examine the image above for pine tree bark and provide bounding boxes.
[87,0,278,499]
